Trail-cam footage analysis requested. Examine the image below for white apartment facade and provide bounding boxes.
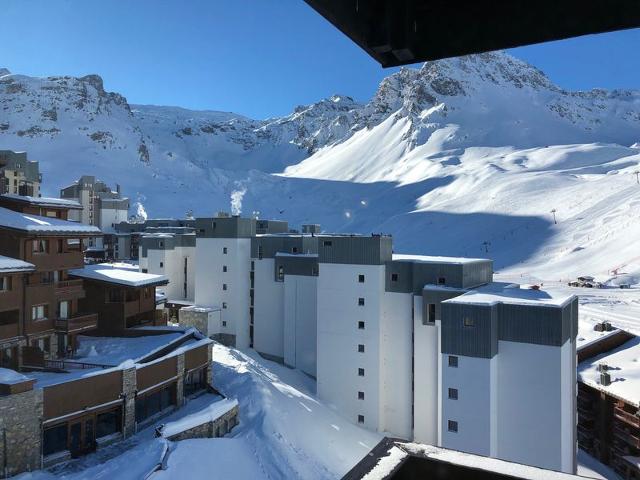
[138,231,196,302]
[182,216,578,474]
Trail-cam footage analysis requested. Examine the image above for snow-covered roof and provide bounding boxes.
[182,305,220,313]
[0,206,101,235]
[443,282,574,308]
[0,368,32,385]
[69,263,168,287]
[0,193,83,209]
[578,336,640,406]
[275,252,319,258]
[159,398,238,438]
[392,253,489,265]
[0,255,34,273]
[354,440,583,480]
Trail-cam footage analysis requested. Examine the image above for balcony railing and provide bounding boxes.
[25,318,55,335]
[55,313,99,334]
[614,406,640,428]
[613,425,640,449]
[54,279,85,299]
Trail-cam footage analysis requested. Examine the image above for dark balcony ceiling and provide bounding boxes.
[304,0,640,67]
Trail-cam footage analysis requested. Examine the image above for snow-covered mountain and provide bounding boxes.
[1,52,640,279]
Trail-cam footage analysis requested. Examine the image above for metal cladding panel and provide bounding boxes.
[385,261,413,293]
[318,235,392,265]
[498,303,565,347]
[195,217,256,238]
[441,303,497,358]
[413,262,464,290]
[461,261,494,288]
[562,297,579,345]
[251,236,318,259]
[422,287,466,323]
[275,255,319,278]
[256,220,289,234]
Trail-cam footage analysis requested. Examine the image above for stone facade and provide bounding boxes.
[163,404,239,442]
[211,333,236,347]
[0,388,43,476]
[176,353,185,408]
[122,366,137,437]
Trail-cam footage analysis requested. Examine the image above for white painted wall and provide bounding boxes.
[99,207,128,234]
[496,339,576,473]
[253,258,285,359]
[195,237,251,349]
[413,296,440,445]
[143,245,195,302]
[283,274,317,377]
[380,290,413,439]
[440,354,496,457]
[317,263,385,431]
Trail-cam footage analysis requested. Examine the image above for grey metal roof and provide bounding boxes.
[195,216,256,238]
[256,219,289,234]
[274,254,319,279]
[317,234,392,265]
[251,235,319,259]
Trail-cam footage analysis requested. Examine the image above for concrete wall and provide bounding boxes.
[0,388,43,476]
[253,258,284,360]
[440,354,496,457]
[380,291,413,439]
[496,339,576,473]
[195,237,251,349]
[145,246,195,302]
[162,404,239,442]
[283,274,317,377]
[317,263,385,431]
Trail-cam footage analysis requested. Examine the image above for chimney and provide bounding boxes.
[600,371,611,387]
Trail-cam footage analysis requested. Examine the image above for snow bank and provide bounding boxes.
[159,398,238,438]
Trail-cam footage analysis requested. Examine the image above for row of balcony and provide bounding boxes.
[0,312,99,340]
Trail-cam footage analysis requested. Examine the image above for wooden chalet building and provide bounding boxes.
[0,197,100,364]
[69,263,168,335]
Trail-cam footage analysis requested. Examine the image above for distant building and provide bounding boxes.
[60,175,129,254]
[0,150,41,197]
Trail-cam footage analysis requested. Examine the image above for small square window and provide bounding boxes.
[292,247,298,253]
[391,273,399,282]
[358,297,365,306]
[222,320,227,327]
[159,262,164,268]
[358,368,365,377]
[223,265,227,272]
[358,391,365,400]
[357,415,365,424]
[223,247,228,254]
[448,388,458,400]
[463,317,474,327]
[438,277,446,285]
[323,240,332,247]
[358,274,365,283]
[358,321,365,330]
[222,302,227,309]
[223,284,228,291]
[358,344,365,353]
[448,420,458,432]
[448,355,458,368]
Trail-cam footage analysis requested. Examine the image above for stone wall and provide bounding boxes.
[0,388,43,476]
[212,333,236,347]
[178,309,209,335]
[164,404,239,442]
[122,366,137,437]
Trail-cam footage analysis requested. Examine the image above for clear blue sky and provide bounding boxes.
[3,0,639,119]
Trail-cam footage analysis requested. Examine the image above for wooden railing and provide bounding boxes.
[614,406,640,428]
[0,322,19,340]
[44,358,113,371]
[55,312,99,333]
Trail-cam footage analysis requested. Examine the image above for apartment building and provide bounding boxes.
[113,218,196,261]
[0,150,41,197]
[0,198,100,362]
[69,263,168,335]
[193,215,255,349]
[60,175,129,254]
[138,231,196,302]
[577,330,640,479]
[250,233,319,376]
[180,215,578,473]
